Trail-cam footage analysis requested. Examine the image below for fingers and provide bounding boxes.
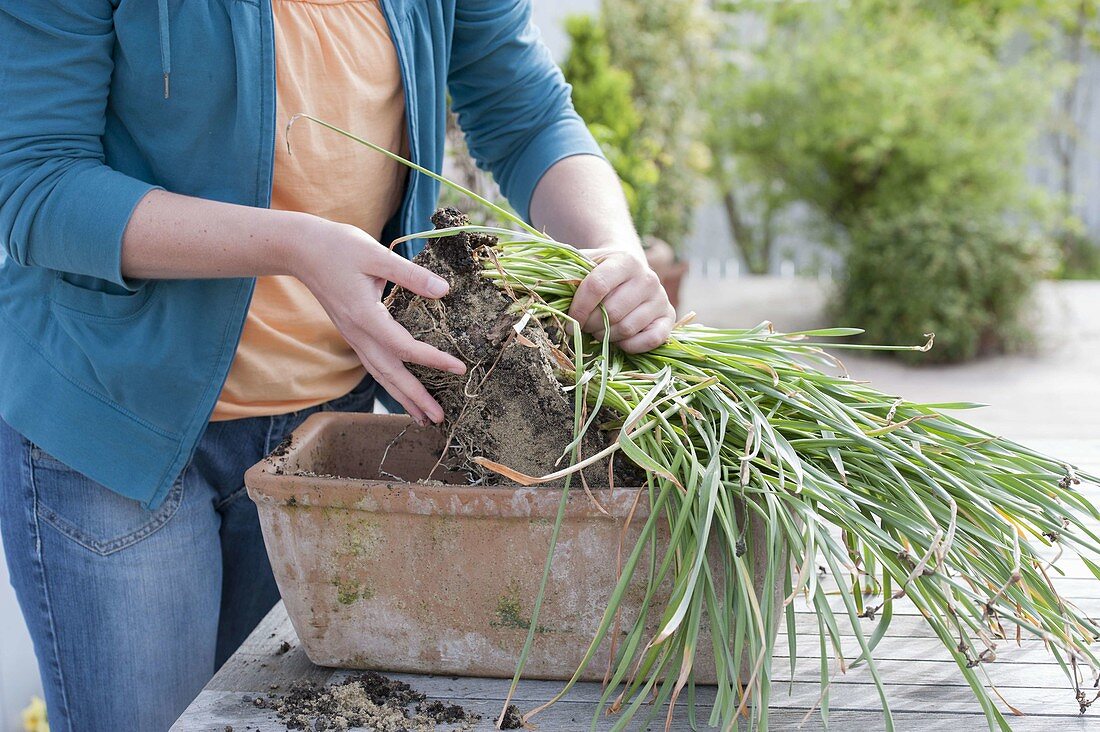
[572,252,664,333]
[366,303,466,375]
[569,260,628,331]
[617,315,674,354]
[370,370,429,425]
[367,350,447,424]
[348,302,467,425]
[594,299,674,342]
[346,343,428,425]
[305,228,462,424]
[571,250,672,349]
[582,280,651,335]
[369,246,451,299]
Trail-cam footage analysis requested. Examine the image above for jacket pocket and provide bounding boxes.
[49,273,156,321]
[29,442,185,556]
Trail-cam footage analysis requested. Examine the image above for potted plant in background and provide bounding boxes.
[440,2,708,309]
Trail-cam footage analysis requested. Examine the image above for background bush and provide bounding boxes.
[561,15,660,238]
[706,1,1056,359]
[590,0,711,249]
[837,208,1052,363]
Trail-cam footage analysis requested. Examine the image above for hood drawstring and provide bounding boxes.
[157,0,172,99]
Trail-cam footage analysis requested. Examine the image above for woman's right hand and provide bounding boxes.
[288,218,465,426]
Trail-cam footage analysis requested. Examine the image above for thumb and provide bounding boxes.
[370,246,450,299]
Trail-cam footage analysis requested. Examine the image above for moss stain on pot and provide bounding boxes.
[428,514,459,549]
[491,581,550,633]
[338,518,382,558]
[333,577,374,606]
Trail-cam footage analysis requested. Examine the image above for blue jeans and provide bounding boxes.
[0,380,376,732]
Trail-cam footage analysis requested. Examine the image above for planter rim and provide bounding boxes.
[244,412,649,521]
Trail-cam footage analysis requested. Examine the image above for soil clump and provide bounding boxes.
[252,671,482,731]
[387,208,626,487]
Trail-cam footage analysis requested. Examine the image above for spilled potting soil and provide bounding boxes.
[497,704,523,729]
[251,671,483,731]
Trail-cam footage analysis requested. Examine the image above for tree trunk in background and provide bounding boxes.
[722,189,773,275]
[1055,2,1088,257]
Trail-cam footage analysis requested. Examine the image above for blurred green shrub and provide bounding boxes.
[561,15,660,238]
[707,1,1055,360]
[1057,230,1100,279]
[591,0,712,248]
[723,5,1046,228]
[836,208,1052,363]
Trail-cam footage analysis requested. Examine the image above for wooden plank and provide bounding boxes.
[780,607,1100,636]
[176,601,1100,730]
[175,686,1099,732]
[366,673,1091,717]
[202,607,331,695]
[774,634,1088,662]
[774,658,1090,688]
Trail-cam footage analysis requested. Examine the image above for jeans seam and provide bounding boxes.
[213,485,250,511]
[263,415,277,455]
[33,466,189,557]
[21,444,73,732]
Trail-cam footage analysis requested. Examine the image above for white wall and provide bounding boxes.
[0,537,42,731]
[532,0,595,60]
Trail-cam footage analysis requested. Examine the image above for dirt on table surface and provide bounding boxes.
[250,671,483,731]
[387,208,632,488]
[497,705,523,730]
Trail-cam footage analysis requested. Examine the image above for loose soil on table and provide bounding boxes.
[497,704,523,730]
[386,208,628,487]
[252,671,483,731]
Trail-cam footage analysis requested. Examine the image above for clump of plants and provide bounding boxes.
[292,115,1100,732]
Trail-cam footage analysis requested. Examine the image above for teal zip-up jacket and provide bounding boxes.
[0,0,601,508]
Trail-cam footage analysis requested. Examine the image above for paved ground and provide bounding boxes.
[681,276,1100,442]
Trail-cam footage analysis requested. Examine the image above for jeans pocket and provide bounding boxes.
[29,444,185,556]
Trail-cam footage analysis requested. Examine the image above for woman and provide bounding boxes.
[0,1,674,729]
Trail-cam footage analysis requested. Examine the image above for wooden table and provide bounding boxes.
[174,440,1100,731]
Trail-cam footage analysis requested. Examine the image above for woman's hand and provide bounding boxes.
[526,156,675,354]
[291,219,466,425]
[568,247,676,354]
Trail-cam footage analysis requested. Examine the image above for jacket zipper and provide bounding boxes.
[379,0,420,241]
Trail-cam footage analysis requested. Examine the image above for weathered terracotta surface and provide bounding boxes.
[246,412,781,683]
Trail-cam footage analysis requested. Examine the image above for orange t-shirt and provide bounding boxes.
[212,0,408,420]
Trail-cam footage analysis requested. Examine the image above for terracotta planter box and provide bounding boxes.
[246,412,780,682]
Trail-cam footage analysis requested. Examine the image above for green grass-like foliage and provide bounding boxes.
[291,115,1100,731]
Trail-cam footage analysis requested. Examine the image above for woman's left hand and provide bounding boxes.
[569,247,676,354]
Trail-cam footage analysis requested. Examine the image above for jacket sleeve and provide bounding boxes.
[447,0,604,223]
[0,0,158,289]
